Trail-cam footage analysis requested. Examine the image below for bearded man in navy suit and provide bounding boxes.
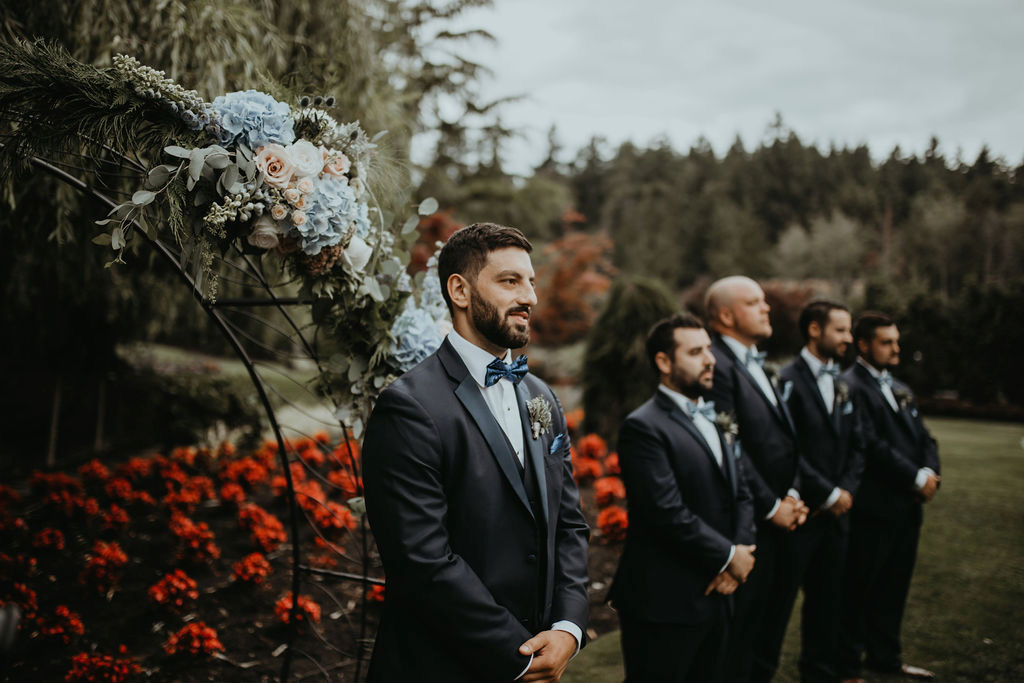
[837,312,939,682]
[754,301,865,682]
[701,276,810,683]
[362,223,590,682]
[610,312,756,682]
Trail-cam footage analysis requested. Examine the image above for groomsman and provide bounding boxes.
[610,312,756,682]
[753,301,865,682]
[838,312,939,682]
[701,276,809,683]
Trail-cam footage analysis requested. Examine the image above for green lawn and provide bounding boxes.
[564,417,1024,683]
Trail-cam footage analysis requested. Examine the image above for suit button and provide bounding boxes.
[526,554,537,564]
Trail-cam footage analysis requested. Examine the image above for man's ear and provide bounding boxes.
[856,338,869,356]
[447,273,471,311]
[718,307,734,330]
[808,320,822,342]
[654,351,672,377]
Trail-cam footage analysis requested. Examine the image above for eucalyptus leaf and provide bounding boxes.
[132,190,156,206]
[417,197,439,216]
[91,233,112,245]
[363,277,384,302]
[379,259,402,277]
[401,215,419,235]
[165,145,191,158]
[147,165,170,188]
[221,165,239,190]
[189,148,206,182]
[110,227,124,250]
[206,153,231,170]
[94,218,112,226]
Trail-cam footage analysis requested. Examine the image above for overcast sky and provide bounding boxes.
[425,0,1024,174]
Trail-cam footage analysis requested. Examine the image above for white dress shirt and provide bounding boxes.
[856,357,935,491]
[658,384,735,574]
[800,348,842,510]
[720,335,800,518]
[446,330,581,676]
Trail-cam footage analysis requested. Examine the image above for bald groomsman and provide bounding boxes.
[754,301,865,682]
[838,312,939,682]
[701,276,809,683]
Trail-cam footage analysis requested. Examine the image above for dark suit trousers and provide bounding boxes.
[837,512,920,677]
[751,514,848,683]
[620,601,730,683]
[726,522,782,683]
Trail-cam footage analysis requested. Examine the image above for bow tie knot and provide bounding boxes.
[484,355,529,386]
[876,372,894,389]
[745,348,767,368]
[685,399,717,422]
[818,364,839,380]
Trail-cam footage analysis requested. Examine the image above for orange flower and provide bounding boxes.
[594,476,626,507]
[597,505,629,542]
[275,593,321,624]
[577,434,608,460]
[366,584,386,603]
[233,553,272,584]
[564,408,584,434]
[603,452,621,476]
[164,622,224,657]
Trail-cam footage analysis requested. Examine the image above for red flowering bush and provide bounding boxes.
[169,446,198,468]
[571,449,603,482]
[168,513,220,564]
[326,469,361,497]
[148,569,199,609]
[298,444,325,468]
[597,506,629,542]
[103,478,157,508]
[577,433,608,460]
[564,408,584,434]
[603,452,621,476]
[80,541,128,592]
[330,441,360,468]
[292,479,326,512]
[115,456,154,481]
[219,457,269,488]
[65,646,141,682]
[232,553,272,584]
[238,504,287,552]
[366,584,385,603]
[38,605,85,644]
[32,527,66,551]
[218,482,246,504]
[163,621,225,657]
[0,553,38,579]
[0,483,21,509]
[103,504,131,533]
[78,459,111,485]
[594,477,626,507]
[5,582,39,621]
[44,490,101,519]
[31,471,82,496]
[162,475,215,512]
[311,501,357,533]
[274,593,321,624]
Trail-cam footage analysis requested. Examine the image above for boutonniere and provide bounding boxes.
[764,361,782,385]
[526,396,553,439]
[714,411,740,445]
[892,387,912,411]
[835,380,850,404]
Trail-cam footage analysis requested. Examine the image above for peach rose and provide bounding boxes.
[295,177,315,194]
[283,188,302,205]
[291,210,308,227]
[322,150,351,178]
[270,204,288,221]
[255,144,294,189]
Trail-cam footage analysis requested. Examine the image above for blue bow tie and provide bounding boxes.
[484,355,529,387]
[818,364,839,380]
[876,372,894,389]
[684,399,717,422]
[745,349,767,368]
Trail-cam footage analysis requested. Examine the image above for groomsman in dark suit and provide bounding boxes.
[362,223,590,683]
[753,301,865,682]
[838,312,939,682]
[701,275,810,682]
[610,312,756,682]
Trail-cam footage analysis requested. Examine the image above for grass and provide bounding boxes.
[563,417,1024,682]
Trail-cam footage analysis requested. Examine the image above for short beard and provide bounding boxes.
[669,365,712,399]
[471,293,530,350]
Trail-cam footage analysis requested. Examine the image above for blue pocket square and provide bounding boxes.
[842,401,854,415]
[549,433,567,454]
[781,380,794,402]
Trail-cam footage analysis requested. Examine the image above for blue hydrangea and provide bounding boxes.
[389,298,445,371]
[291,177,363,255]
[211,90,295,149]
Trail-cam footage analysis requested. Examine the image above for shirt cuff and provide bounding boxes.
[787,488,801,500]
[821,486,841,511]
[718,545,736,575]
[764,498,781,521]
[551,620,583,657]
[514,653,533,680]
[915,467,936,490]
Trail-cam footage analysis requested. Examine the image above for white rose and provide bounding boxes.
[270,204,288,220]
[283,187,302,205]
[296,177,315,194]
[286,139,324,178]
[345,234,373,273]
[247,215,281,250]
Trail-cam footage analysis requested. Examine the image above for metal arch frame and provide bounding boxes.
[23,152,377,682]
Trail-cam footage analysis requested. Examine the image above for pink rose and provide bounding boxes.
[291,210,308,227]
[322,150,351,178]
[295,177,315,194]
[293,194,309,210]
[283,188,302,205]
[270,204,288,220]
[255,144,294,189]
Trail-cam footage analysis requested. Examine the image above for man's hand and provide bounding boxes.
[770,496,806,531]
[705,571,740,596]
[919,473,941,502]
[828,489,854,517]
[726,544,756,583]
[519,630,577,682]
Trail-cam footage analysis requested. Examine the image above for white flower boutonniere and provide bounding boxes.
[893,387,912,411]
[526,396,553,439]
[835,380,850,405]
[714,411,740,445]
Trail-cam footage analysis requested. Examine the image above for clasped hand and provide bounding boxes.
[519,629,577,682]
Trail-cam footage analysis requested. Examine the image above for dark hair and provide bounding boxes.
[437,222,532,313]
[798,300,850,343]
[646,312,705,371]
[853,311,896,346]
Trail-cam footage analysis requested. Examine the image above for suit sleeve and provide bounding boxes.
[783,378,838,508]
[706,363,777,518]
[912,400,940,474]
[731,441,756,546]
[853,386,921,490]
[840,401,866,496]
[548,394,591,639]
[617,416,733,576]
[362,387,533,680]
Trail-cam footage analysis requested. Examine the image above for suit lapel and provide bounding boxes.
[515,380,550,526]
[795,358,838,435]
[658,393,730,489]
[718,430,739,499]
[718,337,795,434]
[854,362,915,436]
[438,340,534,520]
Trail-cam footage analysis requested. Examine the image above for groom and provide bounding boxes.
[362,223,590,682]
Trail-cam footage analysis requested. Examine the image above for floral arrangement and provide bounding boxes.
[163,621,225,657]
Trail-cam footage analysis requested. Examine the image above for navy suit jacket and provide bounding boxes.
[781,356,865,517]
[609,390,755,624]
[703,335,801,519]
[841,361,940,524]
[362,339,590,682]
